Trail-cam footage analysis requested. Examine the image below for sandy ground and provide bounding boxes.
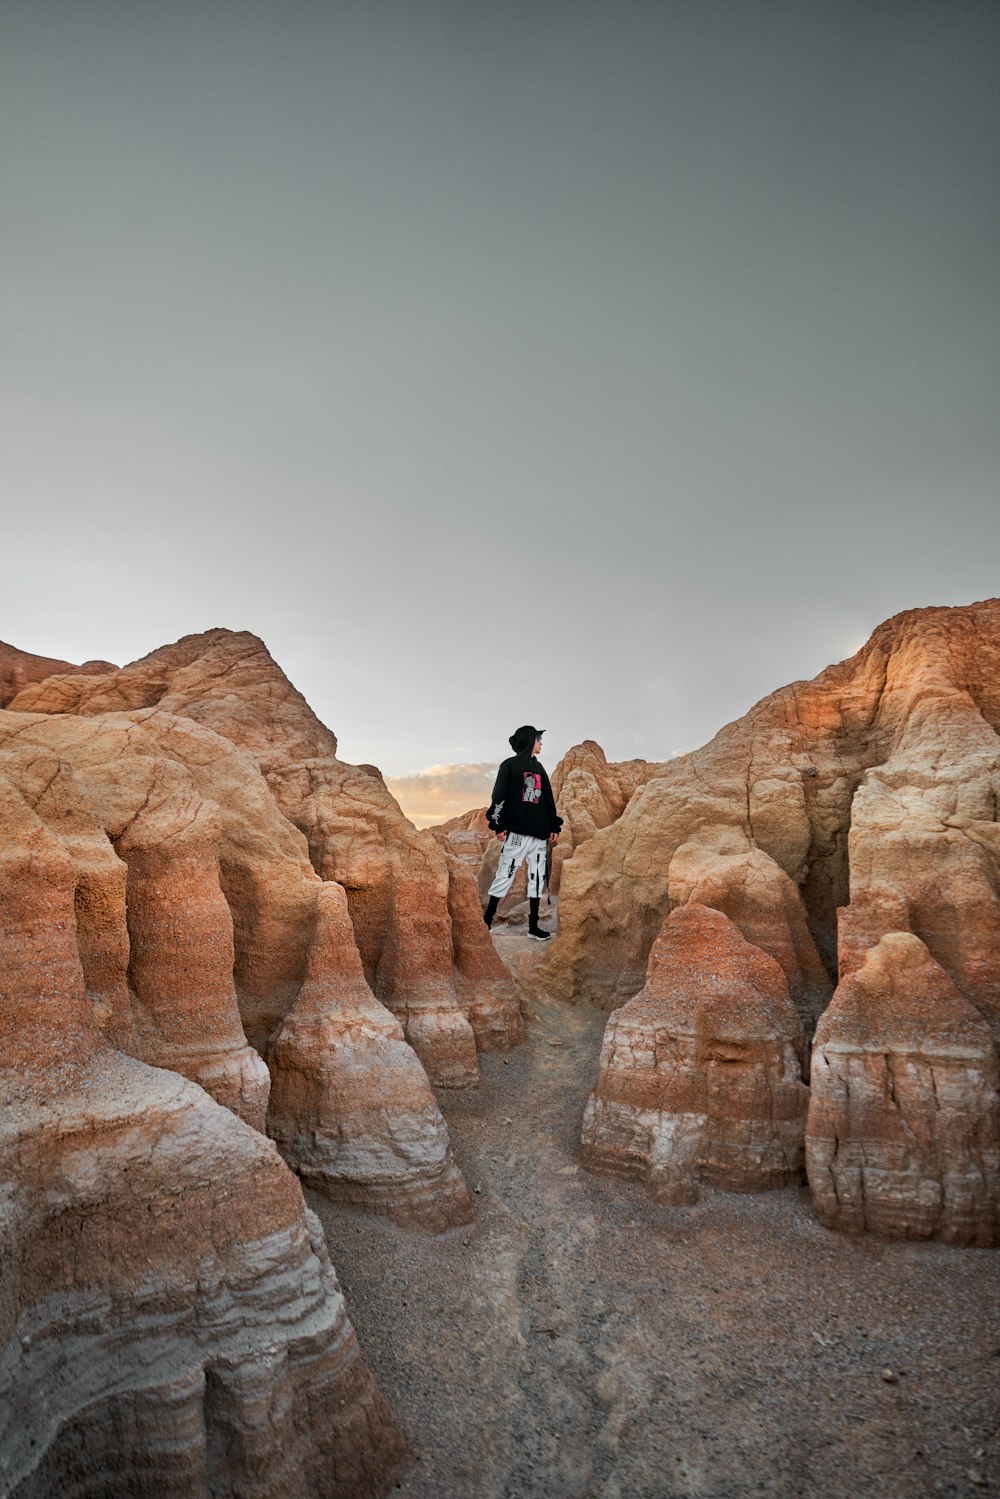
[310,925,1000,1499]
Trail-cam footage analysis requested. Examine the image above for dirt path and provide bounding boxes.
[310,931,1000,1498]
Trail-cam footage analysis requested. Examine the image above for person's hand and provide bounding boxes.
[549,832,559,844]
[497,831,507,844]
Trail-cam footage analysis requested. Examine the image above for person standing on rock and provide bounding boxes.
[483,726,562,940]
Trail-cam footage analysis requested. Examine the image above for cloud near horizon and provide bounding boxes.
[386,762,495,829]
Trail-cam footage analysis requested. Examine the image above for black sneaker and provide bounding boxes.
[527,927,552,941]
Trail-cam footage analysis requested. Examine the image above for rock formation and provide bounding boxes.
[0,762,404,1497]
[806,932,1000,1246]
[0,701,477,1233]
[537,601,1000,1042]
[267,884,474,1230]
[547,739,671,892]
[581,904,808,1204]
[433,740,669,924]
[5,593,996,1499]
[667,843,832,1038]
[561,600,1000,1243]
[11,628,523,1084]
[0,722,269,1127]
[444,848,527,1048]
[430,812,490,857]
[0,640,115,708]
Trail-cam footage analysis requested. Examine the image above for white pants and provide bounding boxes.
[488,832,547,899]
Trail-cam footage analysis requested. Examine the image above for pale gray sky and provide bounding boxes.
[3,1,998,794]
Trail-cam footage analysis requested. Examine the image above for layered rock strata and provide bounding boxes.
[267,884,474,1230]
[0,766,404,1497]
[0,727,269,1128]
[536,601,1000,1036]
[581,904,808,1204]
[430,811,492,877]
[667,843,832,1038]
[806,933,1000,1246]
[444,851,527,1049]
[12,628,523,1084]
[0,705,475,1230]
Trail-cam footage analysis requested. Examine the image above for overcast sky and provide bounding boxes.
[3,2,998,819]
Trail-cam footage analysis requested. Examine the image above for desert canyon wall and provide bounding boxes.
[0,628,527,1496]
[530,600,1000,1244]
[540,602,1000,1017]
[3,600,999,1495]
[0,738,403,1497]
[437,601,1000,1244]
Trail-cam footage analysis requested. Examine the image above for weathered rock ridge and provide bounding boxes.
[564,601,1000,1246]
[0,640,116,708]
[547,738,672,892]
[538,600,1000,1043]
[10,629,524,1085]
[0,758,404,1496]
[0,705,477,1239]
[0,629,530,1496]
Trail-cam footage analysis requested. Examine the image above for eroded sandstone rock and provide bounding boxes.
[267,884,474,1231]
[845,724,1000,1038]
[0,705,475,1231]
[0,640,115,708]
[434,805,490,841]
[0,733,269,1125]
[547,739,670,892]
[444,850,526,1049]
[536,601,1000,1035]
[667,842,832,1037]
[806,932,1000,1245]
[581,904,808,1204]
[12,629,501,1087]
[0,768,404,1497]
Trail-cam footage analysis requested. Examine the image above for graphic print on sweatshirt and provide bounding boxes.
[522,771,542,804]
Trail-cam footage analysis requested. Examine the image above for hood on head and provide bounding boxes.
[509,725,543,756]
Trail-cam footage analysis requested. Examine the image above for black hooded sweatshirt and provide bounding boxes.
[486,727,563,840]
